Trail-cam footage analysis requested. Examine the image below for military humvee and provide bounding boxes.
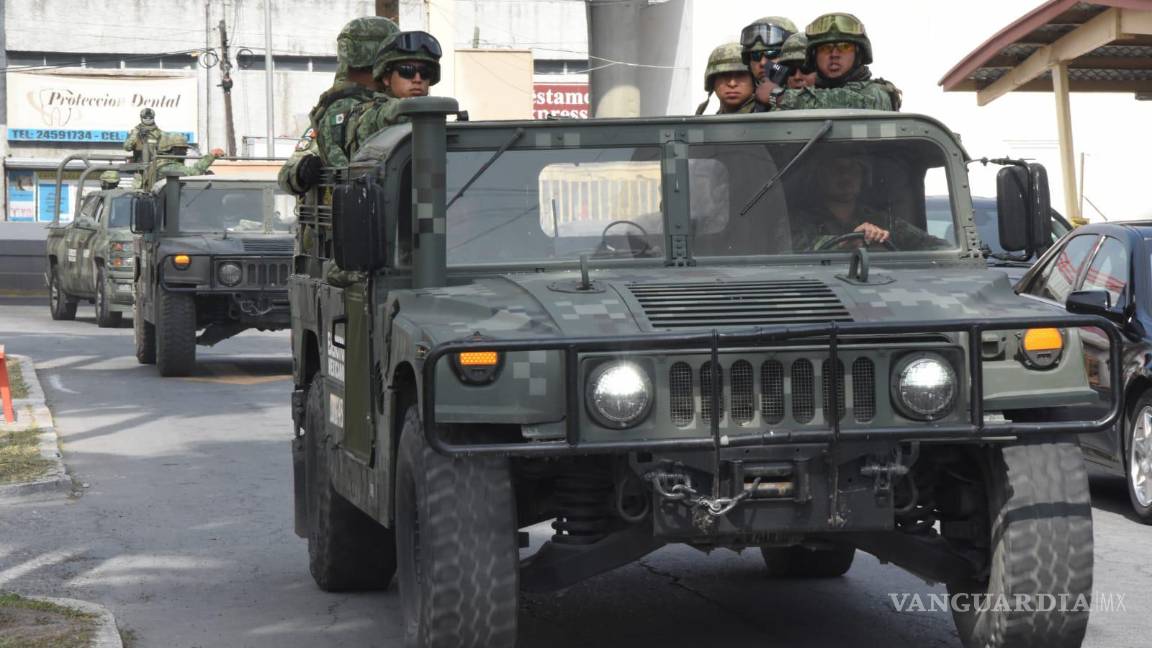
[45,155,144,327]
[129,172,296,376]
[288,98,1120,648]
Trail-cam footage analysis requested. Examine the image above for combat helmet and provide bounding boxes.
[804,12,873,67]
[140,108,155,121]
[777,33,809,68]
[99,170,121,186]
[157,132,189,154]
[702,42,749,92]
[335,16,399,81]
[372,31,442,85]
[739,16,796,64]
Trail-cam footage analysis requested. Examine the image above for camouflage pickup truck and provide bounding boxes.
[129,172,296,376]
[45,157,141,327]
[288,98,1120,648]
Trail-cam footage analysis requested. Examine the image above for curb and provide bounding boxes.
[0,354,72,496]
[30,596,123,648]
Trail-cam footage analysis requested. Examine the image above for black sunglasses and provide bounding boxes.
[741,49,782,65]
[393,62,438,82]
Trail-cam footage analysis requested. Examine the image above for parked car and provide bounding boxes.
[1015,221,1152,522]
[927,196,1071,281]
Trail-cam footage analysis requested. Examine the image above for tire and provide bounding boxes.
[48,268,78,321]
[155,290,196,377]
[1124,392,1152,523]
[304,381,397,591]
[95,267,122,328]
[760,544,855,578]
[948,439,1093,648]
[134,287,156,365]
[396,405,518,648]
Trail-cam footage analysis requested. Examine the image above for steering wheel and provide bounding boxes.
[815,231,898,252]
[594,220,658,258]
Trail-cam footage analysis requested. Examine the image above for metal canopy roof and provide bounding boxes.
[940,0,1152,105]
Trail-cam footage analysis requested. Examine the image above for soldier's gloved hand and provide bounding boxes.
[296,154,323,190]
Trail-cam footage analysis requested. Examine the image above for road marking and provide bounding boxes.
[47,374,78,394]
[0,548,79,587]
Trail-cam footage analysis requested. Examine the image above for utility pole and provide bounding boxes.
[376,0,399,21]
[263,1,275,157]
[218,19,237,156]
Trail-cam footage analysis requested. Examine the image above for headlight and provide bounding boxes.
[893,354,957,420]
[110,256,134,269]
[586,361,653,429]
[217,262,243,287]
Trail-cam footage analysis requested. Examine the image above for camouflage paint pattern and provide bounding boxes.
[777,81,897,111]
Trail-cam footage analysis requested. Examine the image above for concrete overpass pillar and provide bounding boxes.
[587,0,644,118]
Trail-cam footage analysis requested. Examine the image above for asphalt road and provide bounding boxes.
[0,295,1148,648]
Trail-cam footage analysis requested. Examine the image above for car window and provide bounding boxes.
[1027,234,1098,304]
[1081,237,1128,306]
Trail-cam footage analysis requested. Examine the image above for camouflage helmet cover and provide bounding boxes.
[777,33,808,66]
[99,170,120,185]
[336,16,400,69]
[139,108,155,120]
[741,16,798,53]
[804,12,873,66]
[704,42,751,91]
[157,132,189,153]
[372,31,442,83]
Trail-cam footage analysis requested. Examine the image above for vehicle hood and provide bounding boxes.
[155,233,293,257]
[397,264,1064,345]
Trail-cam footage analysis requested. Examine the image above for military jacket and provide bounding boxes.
[310,82,377,167]
[777,79,900,112]
[278,127,320,195]
[142,154,218,189]
[790,203,946,252]
[123,123,163,160]
[344,92,403,160]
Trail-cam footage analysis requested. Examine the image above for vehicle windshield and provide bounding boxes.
[108,195,132,228]
[176,184,296,233]
[443,138,957,265]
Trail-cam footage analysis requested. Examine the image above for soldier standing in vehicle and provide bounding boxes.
[765,13,902,111]
[123,108,163,163]
[778,33,817,90]
[343,31,443,159]
[98,170,121,191]
[739,16,796,112]
[142,133,224,189]
[694,43,756,115]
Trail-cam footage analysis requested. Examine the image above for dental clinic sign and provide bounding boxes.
[6,71,198,143]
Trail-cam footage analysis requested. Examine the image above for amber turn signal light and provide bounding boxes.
[457,351,499,367]
[172,254,192,270]
[453,350,502,385]
[1022,328,1063,352]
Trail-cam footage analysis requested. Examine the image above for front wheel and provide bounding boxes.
[1124,392,1152,523]
[396,405,518,648]
[95,267,122,328]
[48,268,77,321]
[155,290,196,377]
[948,439,1093,648]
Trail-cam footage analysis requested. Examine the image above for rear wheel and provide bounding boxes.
[155,290,196,377]
[95,267,122,328]
[760,544,855,578]
[948,439,1093,648]
[304,381,397,591]
[48,268,77,321]
[396,405,518,647]
[1124,392,1152,523]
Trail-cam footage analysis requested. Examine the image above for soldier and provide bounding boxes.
[768,13,902,112]
[142,133,224,189]
[739,16,796,83]
[694,43,755,115]
[123,108,163,163]
[98,170,121,190]
[790,155,944,251]
[778,33,816,90]
[344,31,443,159]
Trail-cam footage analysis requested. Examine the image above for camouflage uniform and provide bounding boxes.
[791,204,947,251]
[344,31,443,159]
[123,108,162,162]
[142,133,217,189]
[311,17,400,168]
[694,42,756,116]
[775,13,901,112]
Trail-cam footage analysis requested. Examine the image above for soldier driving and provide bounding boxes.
[123,108,162,163]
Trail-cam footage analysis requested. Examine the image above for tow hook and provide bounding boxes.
[860,457,910,496]
[646,472,763,533]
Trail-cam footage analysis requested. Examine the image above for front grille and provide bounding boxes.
[667,356,877,428]
[241,238,294,253]
[218,258,291,289]
[628,279,853,330]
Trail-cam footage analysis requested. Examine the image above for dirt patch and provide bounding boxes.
[0,429,53,484]
[0,593,97,648]
[3,357,28,400]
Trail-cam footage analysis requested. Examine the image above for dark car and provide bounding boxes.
[927,196,1071,280]
[1016,221,1152,521]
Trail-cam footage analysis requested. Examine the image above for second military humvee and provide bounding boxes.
[45,155,142,327]
[130,172,296,376]
[281,98,1120,648]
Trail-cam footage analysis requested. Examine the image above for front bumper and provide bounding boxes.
[421,315,1122,457]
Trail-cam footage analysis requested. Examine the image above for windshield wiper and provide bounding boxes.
[740,120,832,216]
[446,127,524,210]
[184,181,213,208]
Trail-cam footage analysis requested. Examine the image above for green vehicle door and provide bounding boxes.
[341,282,374,462]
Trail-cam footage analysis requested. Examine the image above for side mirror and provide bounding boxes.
[1066,290,1125,324]
[1028,163,1052,252]
[131,195,157,233]
[332,177,389,272]
[995,163,1053,256]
